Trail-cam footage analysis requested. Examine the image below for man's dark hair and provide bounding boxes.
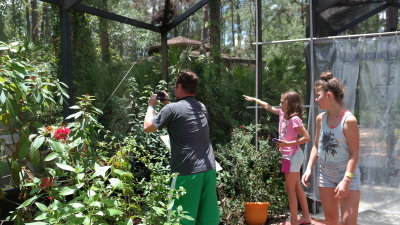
[176,70,198,94]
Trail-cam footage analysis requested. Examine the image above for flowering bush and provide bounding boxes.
[0,41,68,187]
[53,127,71,140]
[7,95,190,224]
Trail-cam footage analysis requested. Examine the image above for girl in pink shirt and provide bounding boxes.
[243,91,312,225]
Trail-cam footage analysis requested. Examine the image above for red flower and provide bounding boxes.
[54,127,71,140]
[40,178,55,188]
[47,197,54,200]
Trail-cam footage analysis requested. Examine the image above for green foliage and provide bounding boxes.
[0,41,68,186]
[216,125,288,223]
[9,96,189,224]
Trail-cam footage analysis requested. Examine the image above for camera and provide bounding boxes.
[156,91,166,101]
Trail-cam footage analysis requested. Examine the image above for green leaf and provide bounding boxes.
[31,136,45,151]
[29,148,40,168]
[18,133,31,161]
[59,186,76,196]
[83,216,91,225]
[66,111,82,120]
[77,173,85,180]
[105,208,123,216]
[108,178,124,189]
[69,202,84,209]
[35,202,48,212]
[0,44,9,51]
[92,164,110,178]
[152,206,165,215]
[112,169,129,176]
[0,91,6,104]
[67,138,82,149]
[180,215,194,221]
[69,105,81,110]
[52,141,65,153]
[44,152,59,162]
[25,222,49,225]
[127,219,134,225]
[33,212,47,221]
[11,160,21,186]
[89,201,102,208]
[56,163,75,172]
[17,195,39,209]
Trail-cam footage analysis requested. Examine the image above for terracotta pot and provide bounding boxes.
[244,202,269,225]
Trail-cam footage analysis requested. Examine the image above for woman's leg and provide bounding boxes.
[295,176,312,223]
[339,190,360,225]
[285,172,300,224]
[319,187,339,225]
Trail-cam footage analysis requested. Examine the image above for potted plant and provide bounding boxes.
[216,125,287,224]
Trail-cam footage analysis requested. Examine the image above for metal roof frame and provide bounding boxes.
[39,0,209,118]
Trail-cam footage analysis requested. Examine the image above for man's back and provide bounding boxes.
[152,96,216,175]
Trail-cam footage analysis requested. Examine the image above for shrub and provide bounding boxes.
[216,124,288,224]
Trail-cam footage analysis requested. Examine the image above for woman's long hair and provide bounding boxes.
[282,91,304,120]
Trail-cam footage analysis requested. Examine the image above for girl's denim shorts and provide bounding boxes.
[319,160,361,190]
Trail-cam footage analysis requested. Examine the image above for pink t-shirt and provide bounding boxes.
[278,109,303,157]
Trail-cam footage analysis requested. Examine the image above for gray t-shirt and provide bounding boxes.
[152,96,216,175]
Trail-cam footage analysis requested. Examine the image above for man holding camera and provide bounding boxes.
[143,70,220,225]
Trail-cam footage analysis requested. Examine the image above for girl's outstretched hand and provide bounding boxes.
[242,95,256,102]
[301,170,311,187]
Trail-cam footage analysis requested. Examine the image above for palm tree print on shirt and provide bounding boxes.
[322,131,338,160]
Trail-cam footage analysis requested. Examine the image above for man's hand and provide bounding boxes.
[160,91,170,105]
[148,93,158,106]
[144,93,158,133]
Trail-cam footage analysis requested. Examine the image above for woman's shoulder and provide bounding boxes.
[289,115,302,122]
[344,112,358,125]
[315,112,326,123]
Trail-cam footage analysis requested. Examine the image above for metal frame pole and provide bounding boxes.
[254,31,400,46]
[161,31,168,83]
[60,7,72,119]
[309,0,318,215]
[255,0,262,152]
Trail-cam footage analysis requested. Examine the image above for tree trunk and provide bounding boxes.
[235,0,242,47]
[209,0,221,72]
[26,2,31,40]
[0,3,6,41]
[99,0,111,63]
[31,0,39,43]
[11,0,18,37]
[186,4,190,37]
[41,4,48,42]
[384,7,398,32]
[230,0,235,47]
[248,1,255,53]
[200,4,209,53]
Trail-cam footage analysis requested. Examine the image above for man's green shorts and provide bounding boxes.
[170,169,220,225]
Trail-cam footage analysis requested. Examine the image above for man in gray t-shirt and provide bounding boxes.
[143,70,219,225]
[152,96,216,175]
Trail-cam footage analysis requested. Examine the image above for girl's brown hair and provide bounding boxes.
[314,71,344,104]
[282,91,304,119]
